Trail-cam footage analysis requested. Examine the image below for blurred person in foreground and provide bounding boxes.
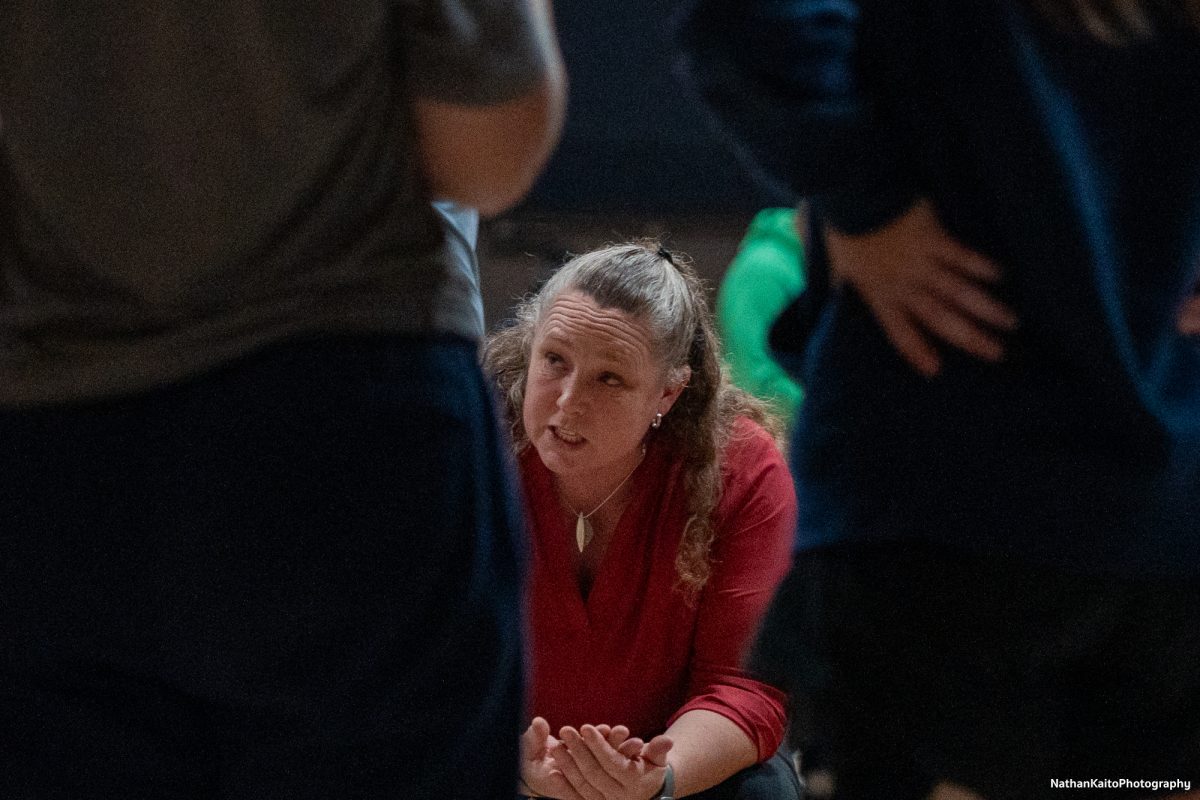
[678,1,1200,798]
[0,1,563,797]
[485,243,803,800]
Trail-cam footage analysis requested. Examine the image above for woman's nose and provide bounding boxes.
[556,374,587,414]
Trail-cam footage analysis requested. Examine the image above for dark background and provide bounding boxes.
[478,0,787,329]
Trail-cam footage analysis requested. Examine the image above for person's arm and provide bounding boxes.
[414,74,564,216]
[824,198,1018,376]
[679,1,1018,374]
[660,710,758,796]
[402,0,566,217]
[716,209,807,420]
[656,425,794,794]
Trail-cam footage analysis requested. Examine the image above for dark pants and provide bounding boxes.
[0,335,525,800]
[751,543,1200,800]
[694,750,806,800]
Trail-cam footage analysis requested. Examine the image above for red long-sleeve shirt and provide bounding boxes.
[521,417,796,762]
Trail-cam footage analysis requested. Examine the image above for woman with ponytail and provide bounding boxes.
[485,243,802,800]
[679,1,1200,798]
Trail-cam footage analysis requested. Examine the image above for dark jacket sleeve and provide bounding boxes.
[674,0,920,233]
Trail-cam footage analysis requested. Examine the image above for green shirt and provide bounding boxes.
[716,208,806,424]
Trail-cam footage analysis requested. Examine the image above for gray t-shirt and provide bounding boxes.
[0,0,550,406]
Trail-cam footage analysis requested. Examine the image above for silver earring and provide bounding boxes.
[651,412,663,430]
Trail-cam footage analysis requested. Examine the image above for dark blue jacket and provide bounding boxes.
[678,0,1200,574]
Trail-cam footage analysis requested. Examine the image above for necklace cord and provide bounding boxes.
[563,447,647,553]
[571,450,644,519]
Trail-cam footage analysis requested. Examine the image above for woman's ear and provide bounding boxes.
[659,365,691,415]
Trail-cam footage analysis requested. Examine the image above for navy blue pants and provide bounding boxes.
[0,335,525,799]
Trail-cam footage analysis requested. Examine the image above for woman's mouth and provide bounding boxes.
[550,425,585,445]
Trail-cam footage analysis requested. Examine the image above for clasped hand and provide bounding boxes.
[520,717,673,800]
[826,198,1200,377]
[824,198,1017,377]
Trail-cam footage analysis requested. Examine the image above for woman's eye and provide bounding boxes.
[600,373,623,387]
[542,352,565,370]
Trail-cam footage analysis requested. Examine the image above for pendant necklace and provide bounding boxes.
[567,449,645,552]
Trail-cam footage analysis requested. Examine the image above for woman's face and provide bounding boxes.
[523,290,686,487]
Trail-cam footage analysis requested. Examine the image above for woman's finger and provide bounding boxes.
[640,734,674,768]
[550,741,609,800]
[532,717,552,740]
[607,725,630,749]
[521,719,547,760]
[578,725,640,785]
[563,726,628,794]
[617,738,644,758]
